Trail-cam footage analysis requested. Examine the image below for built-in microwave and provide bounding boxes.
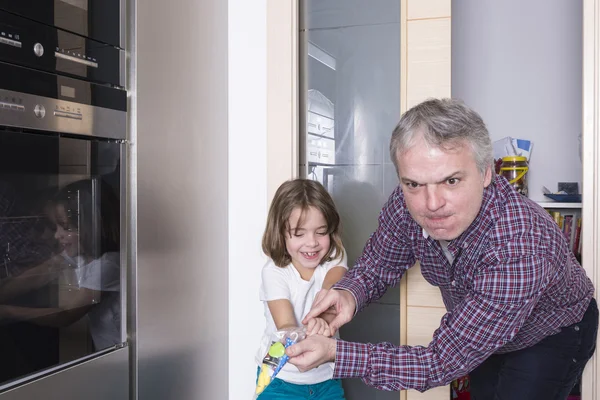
[0,9,124,88]
[0,0,124,49]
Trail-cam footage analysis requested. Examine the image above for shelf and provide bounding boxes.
[535,201,582,209]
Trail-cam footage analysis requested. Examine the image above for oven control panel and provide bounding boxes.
[0,31,21,48]
[0,99,25,112]
[0,89,125,140]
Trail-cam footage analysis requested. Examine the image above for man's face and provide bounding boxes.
[396,134,492,241]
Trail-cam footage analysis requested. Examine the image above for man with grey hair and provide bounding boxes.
[287,98,598,399]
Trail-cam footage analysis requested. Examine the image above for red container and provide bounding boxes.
[451,375,470,400]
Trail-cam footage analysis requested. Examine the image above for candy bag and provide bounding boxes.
[254,327,306,397]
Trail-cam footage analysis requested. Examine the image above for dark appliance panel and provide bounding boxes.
[0,10,124,88]
[0,0,122,48]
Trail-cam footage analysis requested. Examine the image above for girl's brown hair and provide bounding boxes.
[262,179,343,267]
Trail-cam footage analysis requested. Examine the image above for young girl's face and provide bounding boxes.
[285,206,331,279]
[53,204,80,257]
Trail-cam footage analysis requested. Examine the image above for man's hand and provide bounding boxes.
[286,335,336,372]
[305,317,331,337]
[302,289,356,335]
[310,289,336,324]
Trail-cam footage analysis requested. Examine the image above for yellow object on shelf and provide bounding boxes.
[499,156,529,196]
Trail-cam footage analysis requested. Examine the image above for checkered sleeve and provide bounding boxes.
[334,253,552,391]
[333,188,415,312]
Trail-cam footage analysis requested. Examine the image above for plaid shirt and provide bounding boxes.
[332,176,594,392]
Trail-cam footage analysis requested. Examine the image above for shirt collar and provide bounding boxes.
[450,178,501,249]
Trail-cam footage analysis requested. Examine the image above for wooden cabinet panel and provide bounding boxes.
[407,0,450,20]
[401,2,452,399]
[407,264,445,308]
[406,385,450,400]
[406,306,446,346]
[407,18,451,108]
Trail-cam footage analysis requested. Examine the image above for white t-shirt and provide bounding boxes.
[255,252,348,385]
[62,251,121,350]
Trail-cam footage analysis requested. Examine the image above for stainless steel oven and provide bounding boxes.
[0,2,127,392]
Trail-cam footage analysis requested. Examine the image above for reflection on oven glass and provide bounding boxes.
[0,131,122,386]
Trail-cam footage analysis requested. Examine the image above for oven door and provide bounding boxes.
[0,60,126,390]
[0,127,125,390]
[0,0,123,49]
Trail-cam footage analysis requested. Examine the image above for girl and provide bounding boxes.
[255,178,347,399]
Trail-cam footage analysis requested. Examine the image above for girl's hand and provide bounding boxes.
[305,317,331,337]
[302,289,356,335]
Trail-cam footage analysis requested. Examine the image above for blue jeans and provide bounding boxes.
[470,298,598,400]
[256,368,345,400]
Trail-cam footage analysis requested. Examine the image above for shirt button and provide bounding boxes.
[451,280,456,286]
[574,325,580,332]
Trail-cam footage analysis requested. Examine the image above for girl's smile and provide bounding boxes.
[285,206,331,280]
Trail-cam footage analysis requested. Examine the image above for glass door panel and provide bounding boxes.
[0,129,122,389]
[301,1,401,398]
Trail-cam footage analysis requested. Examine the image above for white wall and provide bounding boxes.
[136,0,266,398]
[228,0,268,398]
[452,0,583,201]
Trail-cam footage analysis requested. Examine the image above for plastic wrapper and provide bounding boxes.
[254,327,306,398]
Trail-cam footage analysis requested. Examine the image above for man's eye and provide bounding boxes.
[447,178,459,185]
[405,182,419,189]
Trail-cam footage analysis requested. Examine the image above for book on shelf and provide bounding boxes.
[563,215,573,243]
[573,218,582,256]
[548,210,581,259]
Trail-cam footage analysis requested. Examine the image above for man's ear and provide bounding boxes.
[483,165,492,187]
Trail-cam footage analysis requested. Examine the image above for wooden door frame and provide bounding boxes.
[266,0,299,198]
[581,1,600,398]
[399,1,408,398]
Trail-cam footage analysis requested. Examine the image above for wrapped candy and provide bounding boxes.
[254,327,306,397]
